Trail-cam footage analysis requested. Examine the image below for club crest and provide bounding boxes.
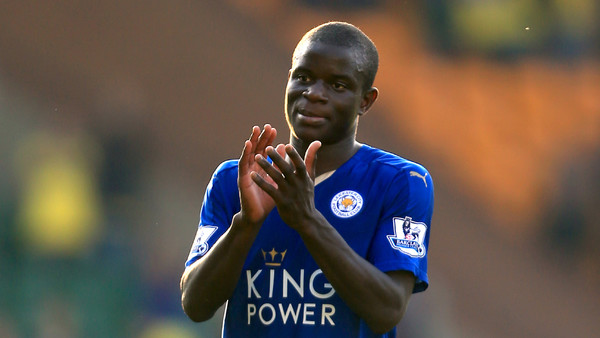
[387,217,427,257]
[331,190,363,218]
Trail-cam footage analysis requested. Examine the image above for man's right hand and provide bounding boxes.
[238,124,283,225]
[181,125,281,322]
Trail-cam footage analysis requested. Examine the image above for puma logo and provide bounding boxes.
[410,171,428,187]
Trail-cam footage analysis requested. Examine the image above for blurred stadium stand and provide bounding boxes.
[1,0,598,337]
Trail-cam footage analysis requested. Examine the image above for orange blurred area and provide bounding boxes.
[1,1,598,337]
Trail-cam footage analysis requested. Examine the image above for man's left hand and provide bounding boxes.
[251,141,322,231]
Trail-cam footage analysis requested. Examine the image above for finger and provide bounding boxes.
[285,144,308,178]
[276,144,287,162]
[248,126,260,153]
[267,127,278,147]
[255,154,287,187]
[238,141,258,185]
[271,143,287,172]
[248,125,260,140]
[266,146,294,178]
[255,124,275,154]
[239,138,256,171]
[240,139,251,162]
[304,141,322,180]
[250,171,281,201]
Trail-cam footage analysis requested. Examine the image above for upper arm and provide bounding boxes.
[368,163,434,293]
[185,161,240,267]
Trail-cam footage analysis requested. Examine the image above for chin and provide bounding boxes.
[292,129,322,144]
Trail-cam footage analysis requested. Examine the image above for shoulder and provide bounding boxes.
[207,159,239,191]
[211,159,239,180]
[359,145,432,181]
[214,159,239,174]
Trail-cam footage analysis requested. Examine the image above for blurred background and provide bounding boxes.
[1,0,598,337]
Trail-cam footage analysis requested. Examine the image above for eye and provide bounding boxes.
[295,73,311,82]
[332,82,347,90]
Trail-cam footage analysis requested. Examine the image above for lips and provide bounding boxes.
[296,108,327,125]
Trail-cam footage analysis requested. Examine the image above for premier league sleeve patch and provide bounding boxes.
[188,225,218,259]
[387,217,427,258]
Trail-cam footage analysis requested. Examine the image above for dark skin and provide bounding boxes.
[181,41,415,334]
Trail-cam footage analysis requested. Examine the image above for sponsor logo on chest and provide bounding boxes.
[244,248,337,327]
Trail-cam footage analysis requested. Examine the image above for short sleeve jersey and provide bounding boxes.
[185,144,434,337]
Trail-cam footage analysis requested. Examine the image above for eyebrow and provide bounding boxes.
[330,73,353,81]
[291,66,358,86]
[329,73,358,88]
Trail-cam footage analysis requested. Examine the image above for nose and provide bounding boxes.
[302,81,328,103]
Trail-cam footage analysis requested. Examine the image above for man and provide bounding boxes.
[180,21,434,337]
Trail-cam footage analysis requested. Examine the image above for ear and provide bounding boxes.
[358,87,378,116]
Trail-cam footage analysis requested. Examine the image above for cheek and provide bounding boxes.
[333,96,361,119]
[285,83,301,99]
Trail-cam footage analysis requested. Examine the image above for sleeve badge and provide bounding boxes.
[387,217,427,258]
[188,226,218,258]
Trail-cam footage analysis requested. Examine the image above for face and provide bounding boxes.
[284,42,376,146]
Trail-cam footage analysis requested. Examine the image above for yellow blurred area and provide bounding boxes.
[450,0,544,50]
[138,319,197,338]
[554,0,597,35]
[15,130,102,256]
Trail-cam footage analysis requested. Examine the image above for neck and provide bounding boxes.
[290,136,362,176]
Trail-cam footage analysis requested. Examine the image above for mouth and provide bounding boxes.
[296,108,327,125]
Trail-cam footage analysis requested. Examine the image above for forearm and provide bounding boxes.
[297,213,412,333]
[180,213,260,322]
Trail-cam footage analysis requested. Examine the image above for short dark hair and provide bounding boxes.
[292,22,379,91]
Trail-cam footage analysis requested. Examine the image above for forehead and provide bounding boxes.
[292,42,362,77]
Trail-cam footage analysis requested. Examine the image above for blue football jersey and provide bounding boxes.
[186,144,434,337]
